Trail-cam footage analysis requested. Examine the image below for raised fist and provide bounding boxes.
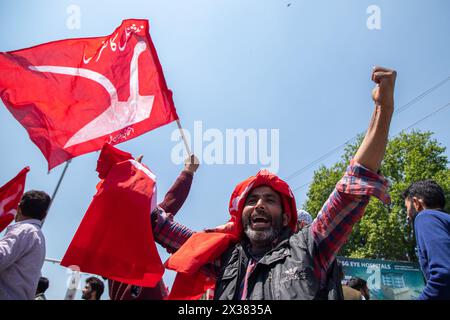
[371,66,397,109]
[184,154,200,174]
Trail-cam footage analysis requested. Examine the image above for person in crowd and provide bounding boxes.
[402,179,450,300]
[108,154,199,300]
[297,209,313,230]
[338,263,364,300]
[82,276,104,300]
[151,66,396,300]
[0,190,50,300]
[342,284,363,300]
[297,209,345,300]
[35,276,49,300]
[347,277,370,300]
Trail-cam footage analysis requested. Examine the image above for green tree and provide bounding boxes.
[304,130,450,261]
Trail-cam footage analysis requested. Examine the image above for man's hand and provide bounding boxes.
[184,154,200,174]
[204,221,236,234]
[371,66,397,110]
[135,155,144,163]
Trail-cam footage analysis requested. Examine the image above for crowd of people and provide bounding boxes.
[1,67,449,300]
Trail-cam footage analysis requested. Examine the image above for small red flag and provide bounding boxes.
[0,19,178,170]
[168,272,216,300]
[0,167,30,232]
[61,144,164,287]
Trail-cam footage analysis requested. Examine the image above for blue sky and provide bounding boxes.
[0,0,449,300]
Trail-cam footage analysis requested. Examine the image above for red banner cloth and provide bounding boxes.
[61,144,164,287]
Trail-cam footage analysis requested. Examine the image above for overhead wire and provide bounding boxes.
[284,75,450,183]
[292,101,450,194]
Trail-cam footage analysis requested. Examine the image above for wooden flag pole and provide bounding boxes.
[176,119,192,156]
[42,159,72,228]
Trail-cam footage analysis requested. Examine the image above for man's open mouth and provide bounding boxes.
[250,215,271,230]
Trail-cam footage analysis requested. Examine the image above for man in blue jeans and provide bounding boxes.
[403,180,450,300]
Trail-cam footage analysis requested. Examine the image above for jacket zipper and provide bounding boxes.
[233,247,243,300]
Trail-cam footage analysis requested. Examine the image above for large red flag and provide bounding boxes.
[0,19,178,170]
[0,167,30,232]
[61,144,164,287]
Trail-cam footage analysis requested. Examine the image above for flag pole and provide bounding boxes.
[50,159,71,206]
[42,159,71,228]
[176,120,192,156]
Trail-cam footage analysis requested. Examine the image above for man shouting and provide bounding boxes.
[156,67,396,300]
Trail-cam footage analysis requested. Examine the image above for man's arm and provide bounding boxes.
[158,155,199,216]
[415,214,450,300]
[0,229,27,271]
[353,66,396,172]
[151,210,195,254]
[310,67,395,285]
[150,155,199,253]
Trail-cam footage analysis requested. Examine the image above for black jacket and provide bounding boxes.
[214,226,343,300]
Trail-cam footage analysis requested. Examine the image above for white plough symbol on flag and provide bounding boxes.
[29,41,155,148]
[0,185,22,218]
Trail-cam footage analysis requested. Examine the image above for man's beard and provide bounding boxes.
[243,213,284,245]
[81,291,91,300]
[407,206,419,226]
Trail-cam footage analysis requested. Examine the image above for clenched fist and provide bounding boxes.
[371,66,397,110]
[184,154,200,174]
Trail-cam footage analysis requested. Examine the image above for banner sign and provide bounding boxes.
[337,256,426,300]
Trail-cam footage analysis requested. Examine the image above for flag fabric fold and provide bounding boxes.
[168,271,216,300]
[61,143,164,287]
[0,19,178,170]
[0,167,30,232]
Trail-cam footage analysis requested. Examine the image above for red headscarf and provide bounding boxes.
[166,170,297,299]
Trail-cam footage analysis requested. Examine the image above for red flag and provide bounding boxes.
[61,144,164,287]
[0,167,30,232]
[0,19,178,170]
[168,272,215,300]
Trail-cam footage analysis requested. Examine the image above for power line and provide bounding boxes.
[292,101,450,194]
[400,102,450,132]
[293,181,311,193]
[394,76,450,115]
[284,136,358,181]
[284,75,450,182]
